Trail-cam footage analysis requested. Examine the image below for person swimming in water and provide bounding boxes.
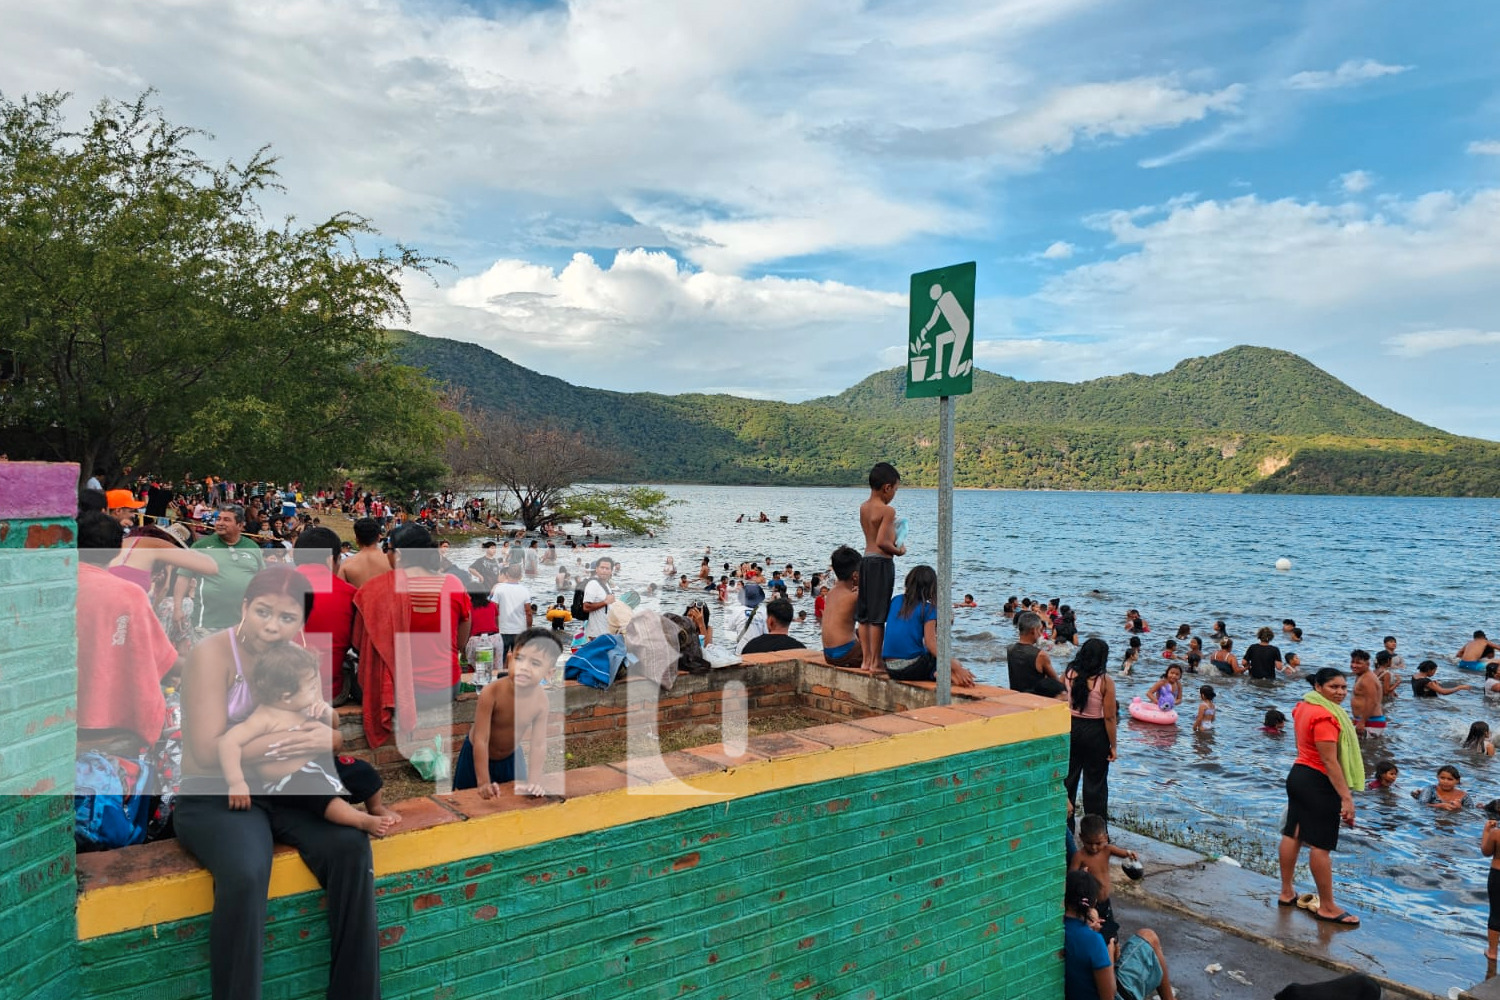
[1459,631,1496,671]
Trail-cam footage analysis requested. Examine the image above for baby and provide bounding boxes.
[219,644,399,836]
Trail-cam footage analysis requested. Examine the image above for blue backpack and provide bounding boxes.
[565,634,631,689]
[75,751,155,851]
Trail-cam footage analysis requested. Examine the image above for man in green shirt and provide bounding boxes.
[180,504,265,638]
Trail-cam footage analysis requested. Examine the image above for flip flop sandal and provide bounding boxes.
[1277,892,1300,907]
[1313,909,1360,926]
[1296,893,1320,911]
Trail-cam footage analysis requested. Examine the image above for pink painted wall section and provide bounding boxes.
[0,462,80,520]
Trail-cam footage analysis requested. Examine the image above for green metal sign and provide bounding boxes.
[906,261,975,399]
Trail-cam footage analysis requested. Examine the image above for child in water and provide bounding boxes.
[1146,665,1184,712]
[1412,764,1473,811]
[1261,708,1286,734]
[1161,639,1178,660]
[1368,759,1399,790]
[1192,686,1217,733]
[1119,635,1142,677]
[1465,722,1496,757]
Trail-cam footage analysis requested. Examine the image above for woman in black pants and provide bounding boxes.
[1064,638,1117,821]
[178,566,381,999]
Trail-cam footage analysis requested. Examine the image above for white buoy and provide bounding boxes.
[1275,558,1292,572]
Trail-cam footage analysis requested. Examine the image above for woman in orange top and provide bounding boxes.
[1276,668,1360,926]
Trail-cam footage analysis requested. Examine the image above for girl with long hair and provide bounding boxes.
[1064,637,1117,821]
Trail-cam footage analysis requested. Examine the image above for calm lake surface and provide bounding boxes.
[468,485,1500,940]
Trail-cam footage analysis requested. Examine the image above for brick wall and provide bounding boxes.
[0,462,80,1000]
[343,656,927,782]
[77,734,1068,999]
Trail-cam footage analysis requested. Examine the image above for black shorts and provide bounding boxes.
[1489,869,1500,932]
[855,555,895,625]
[263,757,381,815]
[885,652,937,681]
[1283,763,1341,852]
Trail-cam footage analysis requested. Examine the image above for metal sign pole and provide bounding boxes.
[936,394,954,705]
[906,259,973,707]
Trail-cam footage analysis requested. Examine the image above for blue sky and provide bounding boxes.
[5,0,1500,437]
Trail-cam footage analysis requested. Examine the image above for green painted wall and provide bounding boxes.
[0,512,80,1000]
[79,736,1067,999]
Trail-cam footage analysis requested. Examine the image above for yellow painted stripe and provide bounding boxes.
[77,704,1068,939]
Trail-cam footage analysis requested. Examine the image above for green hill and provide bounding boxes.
[816,347,1436,438]
[393,332,1500,496]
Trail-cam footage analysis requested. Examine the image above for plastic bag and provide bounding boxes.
[409,735,451,782]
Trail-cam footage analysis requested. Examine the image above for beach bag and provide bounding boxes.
[75,751,155,851]
[565,634,630,689]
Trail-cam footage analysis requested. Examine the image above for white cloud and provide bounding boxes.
[0,0,1241,274]
[1386,329,1500,357]
[1340,170,1374,194]
[1042,241,1077,260]
[1469,141,1500,156]
[842,77,1242,166]
[1024,187,1500,436]
[405,248,905,397]
[1284,59,1411,91]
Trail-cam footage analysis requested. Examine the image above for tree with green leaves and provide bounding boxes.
[0,90,453,486]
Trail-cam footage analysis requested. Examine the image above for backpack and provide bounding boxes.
[75,751,155,851]
[571,579,608,621]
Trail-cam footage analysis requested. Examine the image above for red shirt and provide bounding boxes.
[470,601,499,635]
[1292,700,1341,774]
[405,573,472,692]
[296,564,356,699]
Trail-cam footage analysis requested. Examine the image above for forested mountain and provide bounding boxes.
[394,332,1500,496]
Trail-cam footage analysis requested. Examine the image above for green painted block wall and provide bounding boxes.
[79,735,1068,999]
[0,518,80,1000]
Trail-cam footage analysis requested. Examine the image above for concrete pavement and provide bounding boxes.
[1105,829,1500,999]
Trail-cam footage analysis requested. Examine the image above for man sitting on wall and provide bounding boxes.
[742,598,807,655]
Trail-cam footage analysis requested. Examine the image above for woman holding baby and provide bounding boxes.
[176,566,383,1000]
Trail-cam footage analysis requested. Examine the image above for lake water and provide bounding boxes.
[462,485,1500,941]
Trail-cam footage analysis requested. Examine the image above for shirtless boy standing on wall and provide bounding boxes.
[857,463,904,676]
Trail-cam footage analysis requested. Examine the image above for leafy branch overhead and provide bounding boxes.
[0,90,452,486]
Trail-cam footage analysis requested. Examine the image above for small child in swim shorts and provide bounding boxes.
[219,644,398,836]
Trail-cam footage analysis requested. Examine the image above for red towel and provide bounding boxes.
[352,571,416,748]
[76,564,177,745]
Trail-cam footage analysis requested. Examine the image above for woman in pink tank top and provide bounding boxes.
[1063,638,1118,823]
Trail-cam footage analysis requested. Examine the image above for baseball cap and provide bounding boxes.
[105,489,146,510]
